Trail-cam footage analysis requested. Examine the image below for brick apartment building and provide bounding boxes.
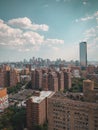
[56,71,64,91]
[31,68,72,92]
[63,71,72,89]
[0,69,6,88]
[10,68,18,87]
[26,91,54,130]
[83,79,98,102]
[48,72,58,91]
[26,79,98,130]
[0,66,19,87]
[42,73,48,91]
[48,79,98,130]
[32,69,42,90]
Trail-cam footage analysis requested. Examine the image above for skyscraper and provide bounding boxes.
[80,42,87,68]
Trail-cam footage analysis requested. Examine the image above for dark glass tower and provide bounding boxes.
[80,42,87,68]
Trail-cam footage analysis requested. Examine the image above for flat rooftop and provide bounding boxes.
[31,91,54,103]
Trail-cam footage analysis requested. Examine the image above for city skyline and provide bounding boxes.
[0,0,98,62]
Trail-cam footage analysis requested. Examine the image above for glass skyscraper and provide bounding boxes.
[80,42,87,67]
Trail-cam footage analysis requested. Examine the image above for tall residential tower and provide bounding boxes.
[80,42,87,68]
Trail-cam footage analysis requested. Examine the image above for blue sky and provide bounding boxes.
[0,0,98,62]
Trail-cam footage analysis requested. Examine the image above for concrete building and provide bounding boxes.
[80,42,87,68]
[26,91,54,130]
[0,88,9,112]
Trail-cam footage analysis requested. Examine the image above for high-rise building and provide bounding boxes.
[10,68,18,87]
[32,69,42,90]
[56,71,64,91]
[80,42,87,68]
[48,72,58,91]
[0,66,19,88]
[63,71,72,89]
[42,73,48,91]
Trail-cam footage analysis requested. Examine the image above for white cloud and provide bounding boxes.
[0,20,23,46]
[75,16,94,22]
[83,1,87,5]
[94,11,98,17]
[0,19,4,23]
[87,41,98,60]
[76,10,98,22]
[18,48,30,52]
[8,17,49,31]
[52,47,59,51]
[96,18,98,22]
[23,31,44,45]
[44,39,64,45]
[83,28,96,40]
[82,26,98,60]
[0,18,64,52]
[80,16,94,21]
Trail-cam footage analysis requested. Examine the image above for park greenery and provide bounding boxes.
[34,122,48,130]
[64,77,85,93]
[71,77,85,92]
[7,82,25,94]
[0,106,48,130]
[0,106,26,130]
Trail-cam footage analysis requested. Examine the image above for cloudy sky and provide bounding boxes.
[0,0,98,62]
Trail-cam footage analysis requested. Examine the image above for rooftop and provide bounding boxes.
[31,91,54,103]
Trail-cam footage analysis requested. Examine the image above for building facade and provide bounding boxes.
[48,72,58,91]
[48,94,98,130]
[63,71,71,89]
[83,79,98,102]
[26,91,54,130]
[31,68,72,92]
[0,66,19,88]
[48,80,98,130]
[32,69,42,90]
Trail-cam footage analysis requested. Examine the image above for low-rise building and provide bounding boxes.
[0,88,9,112]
